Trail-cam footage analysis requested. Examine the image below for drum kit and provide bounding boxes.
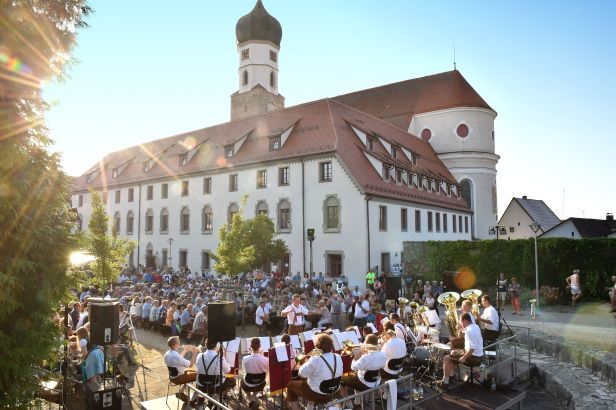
[408,339,451,382]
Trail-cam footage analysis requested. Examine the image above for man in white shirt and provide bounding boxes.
[380,329,407,379]
[286,334,343,410]
[477,295,499,340]
[449,300,476,348]
[241,338,269,407]
[341,334,386,399]
[437,313,483,389]
[353,295,370,327]
[281,294,309,335]
[195,339,235,395]
[255,300,268,336]
[351,286,362,298]
[163,336,199,385]
[566,269,582,307]
[389,313,408,341]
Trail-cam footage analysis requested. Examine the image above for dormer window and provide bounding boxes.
[392,147,398,159]
[382,164,391,181]
[225,146,234,158]
[396,168,403,183]
[270,135,281,151]
[86,174,92,184]
[179,154,188,166]
[411,155,418,166]
[367,138,374,151]
[112,168,118,178]
[143,161,150,173]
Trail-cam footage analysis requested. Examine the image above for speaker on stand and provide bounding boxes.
[385,276,402,300]
[207,302,236,405]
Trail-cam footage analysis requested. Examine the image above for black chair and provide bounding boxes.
[197,374,220,394]
[363,370,380,384]
[308,376,341,405]
[382,358,404,380]
[165,366,189,409]
[241,372,267,393]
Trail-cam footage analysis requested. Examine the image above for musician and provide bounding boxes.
[353,294,370,327]
[286,334,343,410]
[380,329,406,379]
[389,313,408,341]
[241,338,269,407]
[281,334,300,375]
[255,299,268,336]
[195,338,235,396]
[281,294,309,335]
[449,300,475,348]
[163,336,199,384]
[477,295,499,340]
[397,302,413,324]
[340,334,386,402]
[437,313,483,389]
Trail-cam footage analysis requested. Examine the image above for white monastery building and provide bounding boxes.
[70,1,500,284]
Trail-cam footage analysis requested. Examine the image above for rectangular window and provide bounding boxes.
[436,212,441,232]
[146,185,153,200]
[415,210,421,232]
[202,251,211,270]
[270,136,281,151]
[225,146,234,158]
[279,208,290,230]
[162,249,168,267]
[203,177,211,194]
[396,169,403,183]
[367,138,374,151]
[127,214,134,234]
[78,195,83,207]
[379,205,387,231]
[428,211,433,232]
[179,250,187,268]
[257,170,267,188]
[326,205,339,229]
[145,213,153,232]
[203,212,213,231]
[459,215,463,233]
[319,161,332,182]
[453,214,457,233]
[392,147,397,159]
[161,183,168,199]
[160,212,169,232]
[128,188,134,202]
[103,191,108,204]
[383,165,390,181]
[464,216,469,233]
[443,213,448,233]
[229,174,238,192]
[179,154,187,166]
[181,212,189,232]
[181,180,189,197]
[278,167,289,186]
[401,208,408,231]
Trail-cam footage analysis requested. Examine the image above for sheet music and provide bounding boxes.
[275,335,302,349]
[224,337,241,353]
[332,329,340,333]
[243,336,271,354]
[333,331,359,351]
[259,336,271,351]
[367,323,378,333]
[273,342,289,361]
[300,331,313,342]
[353,326,361,340]
[225,351,236,367]
[424,309,441,325]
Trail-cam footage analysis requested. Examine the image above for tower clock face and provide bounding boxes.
[241,48,249,60]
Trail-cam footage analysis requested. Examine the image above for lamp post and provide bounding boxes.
[167,237,174,269]
[529,221,541,315]
[488,225,508,279]
[307,228,315,281]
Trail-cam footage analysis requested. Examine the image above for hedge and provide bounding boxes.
[402,238,616,300]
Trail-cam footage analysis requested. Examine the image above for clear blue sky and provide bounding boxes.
[43,0,616,221]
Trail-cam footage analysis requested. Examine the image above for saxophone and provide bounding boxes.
[437,292,461,339]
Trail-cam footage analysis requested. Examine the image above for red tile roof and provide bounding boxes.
[333,70,495,130]
[73,98,470,212]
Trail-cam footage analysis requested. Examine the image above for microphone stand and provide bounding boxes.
[219,342,224,405]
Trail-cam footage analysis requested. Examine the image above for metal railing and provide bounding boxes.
[183,384,233,410]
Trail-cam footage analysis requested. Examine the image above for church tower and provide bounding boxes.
[231,0,285,121]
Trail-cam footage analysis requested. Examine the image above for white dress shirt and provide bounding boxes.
[281,304,309,326]
[394,322,408,340]
[242,352,269,385]
[196,350,231,386]
[464,323,484,357]
[255,306,266,325]
[164,349,190,376]
[353,300,370,319]
[381,338,406,375]
[298,352,343,395]
[480,305,499,331]
[351,351,387,388]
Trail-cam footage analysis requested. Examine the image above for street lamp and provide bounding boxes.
[529,221,541,316]
[307,228,315,280]
[167,237,174,269]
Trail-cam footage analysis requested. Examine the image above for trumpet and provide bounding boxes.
[295,348,323,365]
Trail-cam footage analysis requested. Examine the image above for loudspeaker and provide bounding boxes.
[442,271,461,293]
[86,385,122,410]
[89,298,119,346]
[207,302,236,342]
[385,276,402,300]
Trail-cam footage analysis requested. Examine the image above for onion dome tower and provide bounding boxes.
[231,0,285,120]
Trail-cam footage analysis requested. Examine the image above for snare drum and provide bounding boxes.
[411,346,431,368]
[431,343,451,365]
[428,328,440,343]
[416,325,428,340]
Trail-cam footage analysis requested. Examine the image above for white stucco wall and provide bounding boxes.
[540,221,580,239]
[498,200,542,240]
[237,41,279,94]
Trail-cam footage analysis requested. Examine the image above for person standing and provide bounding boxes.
[608,275,616,316]
[508,277,522,315]
[365,269,376,291]
[281,294,309,335]
[353,295,370,328]
[255,299,268,336]
[327,294,344,330]
[496,273,508,311]
[566,269,582,307]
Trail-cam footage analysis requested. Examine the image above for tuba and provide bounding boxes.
[461,289,482,318]
[417,305,431,327]
[437,291,461,339]
[398,297,409,322]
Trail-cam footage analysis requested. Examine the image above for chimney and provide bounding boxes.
[522,195,528,199]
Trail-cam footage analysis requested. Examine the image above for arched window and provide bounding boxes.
[202,205,213,233]
[77,214,83,232]
[145,209,154,233]
[113,212,121,235]
[180,207,190,233]
[460,179,473,210]
[323,195,341,231]
[228,203,239,225]
[126,211,134,234]
[255,200,268,217]
[145,242,155,268]
[277,199,291,231]
[160,208,169,233]
[270,71,276,88]
[242,70,248,86]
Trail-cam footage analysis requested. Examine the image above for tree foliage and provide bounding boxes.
[0,1,92,406]
[403,238,616,299]
[80,189,136,289]
[213,198,288,276]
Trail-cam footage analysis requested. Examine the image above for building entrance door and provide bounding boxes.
[381,252,390,275]
[327,254,342,276]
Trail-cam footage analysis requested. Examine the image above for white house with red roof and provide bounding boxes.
[71,1,498,287]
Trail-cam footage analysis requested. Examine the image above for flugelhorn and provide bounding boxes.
[461,289,482,318]
[295,348,323,365]
[438,291,461,339]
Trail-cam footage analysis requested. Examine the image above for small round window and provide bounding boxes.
[421,128,432,142]
[456,123,469,138]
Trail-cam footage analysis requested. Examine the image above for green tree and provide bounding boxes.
[213,197,288,276]
[0,1,92,406]
[81,189,136,289]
